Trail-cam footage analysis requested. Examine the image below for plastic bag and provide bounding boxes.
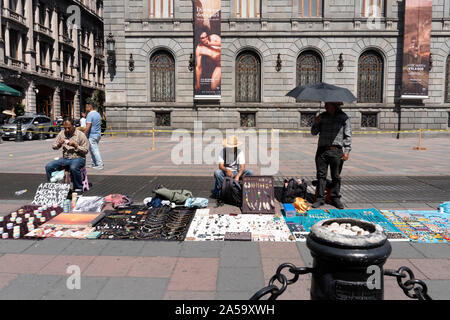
[184,197,209,208]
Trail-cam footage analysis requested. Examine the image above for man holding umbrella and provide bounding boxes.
[311,102,352,209]
[286,83,354,209]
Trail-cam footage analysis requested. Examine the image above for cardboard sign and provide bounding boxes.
[32,183,70,207]
[241,176,275,214]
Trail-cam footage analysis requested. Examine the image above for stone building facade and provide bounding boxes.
[0,0,105,120]
[104,0,450,132]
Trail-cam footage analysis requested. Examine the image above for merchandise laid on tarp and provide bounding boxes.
[25,212,103,239]
[241,176,276,214]
[185,209,294,242]
[380,210,449,243]
[281,207,409,242]
[94,205,196,241]
[1,205,63,239]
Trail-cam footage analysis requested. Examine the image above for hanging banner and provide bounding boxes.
[194,0,221,100]
[401,0,433,99]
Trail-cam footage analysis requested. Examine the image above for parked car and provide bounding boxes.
[1,115,60,141]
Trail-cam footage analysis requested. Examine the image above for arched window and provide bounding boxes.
[150,51,175,102]
[446,56,450,103]
[297,50,322,86]
[236,51,261,102]
[358,50,384,103]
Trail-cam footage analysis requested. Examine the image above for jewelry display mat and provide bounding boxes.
[241,176,275,214]
[185,209,294,242]
[282,208,409,242]
[380,210,449,243]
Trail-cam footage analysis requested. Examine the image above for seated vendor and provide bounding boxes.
[214,135,253,196]
[45,118,89,193]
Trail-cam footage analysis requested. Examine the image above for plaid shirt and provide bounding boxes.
[311,110,352,154]
[52,129,89,159]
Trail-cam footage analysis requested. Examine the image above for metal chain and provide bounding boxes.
[250,263,315,300]
[384,267,432,300]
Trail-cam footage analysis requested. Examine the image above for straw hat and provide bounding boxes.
[222,135,242,148]
[2,110,16,116]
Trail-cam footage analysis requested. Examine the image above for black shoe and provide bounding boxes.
[312,200,325,208]
[331,199,344,209]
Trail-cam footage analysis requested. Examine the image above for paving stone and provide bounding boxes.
[410,259,450,280]
[219,254,261,268]
[277,280,311,300]
[217,267,264,292]
[0,274,62,300]
[384,279,411,300]
[215,291,257,300]
[0,240,36,253]
[0,254,56,274]
[97,277,169,300]
[164,291,216,300]
[23,239,75,255]
[220,242,260,257]
[83,256,137,277]
[259,242,302,259]
[384,259,427,279]
[180,242,225,258]
[38,255,96,276]
[423,280,450,300]
[41,277,109,300]
[61,240,110,256]
[140,241,183,257]
[261,257,310,282]
[127,257,177,278]
[0,273,17,290]
[411,244,450,259]
[100,240,146,256]
[168,258,219,291]
[389,242,426,259]
[296,242,314,268]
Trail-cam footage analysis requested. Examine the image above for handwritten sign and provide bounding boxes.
[32,183,70,207]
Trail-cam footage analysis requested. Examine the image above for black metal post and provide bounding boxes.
[77,28,83,115]
[15,122,23,142]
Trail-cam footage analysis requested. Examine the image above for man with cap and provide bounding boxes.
[213,135,253,197]
[311,102,352,209]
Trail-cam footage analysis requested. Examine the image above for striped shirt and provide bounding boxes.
[311,110,352,154]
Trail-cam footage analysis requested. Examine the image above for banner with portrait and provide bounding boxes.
[401,0,433,99]
[194,0,221,99]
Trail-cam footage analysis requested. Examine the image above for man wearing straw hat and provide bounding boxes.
[213,135,253,197]
[1,109,15,125]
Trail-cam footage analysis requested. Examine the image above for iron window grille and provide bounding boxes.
[155,112,171,127]
[299,0,323,17]
[358,51,384,103]
[149,0,174,18]
[150,51,175,102]
[236,0,260,18]
[240,112,256,127]
[236,51,261,103]
[301,112,316,127]
[297,51,322,86]
[361,113,378,128]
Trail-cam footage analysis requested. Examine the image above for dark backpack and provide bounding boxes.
[221,177,242,207]
[282,178,307,203]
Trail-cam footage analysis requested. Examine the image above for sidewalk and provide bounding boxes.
[0,136,449,300]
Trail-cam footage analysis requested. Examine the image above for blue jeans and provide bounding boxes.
[45,158,86,190]
[89,135,103,167]
[214,169,254,195]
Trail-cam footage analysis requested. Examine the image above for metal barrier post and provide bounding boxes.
[413,128,427,150]
[152,128,155,150]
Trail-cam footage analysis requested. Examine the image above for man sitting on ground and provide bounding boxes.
[45,118,89,193]
[214,136,253,196]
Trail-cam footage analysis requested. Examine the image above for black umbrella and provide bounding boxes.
[286,82,356,103]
